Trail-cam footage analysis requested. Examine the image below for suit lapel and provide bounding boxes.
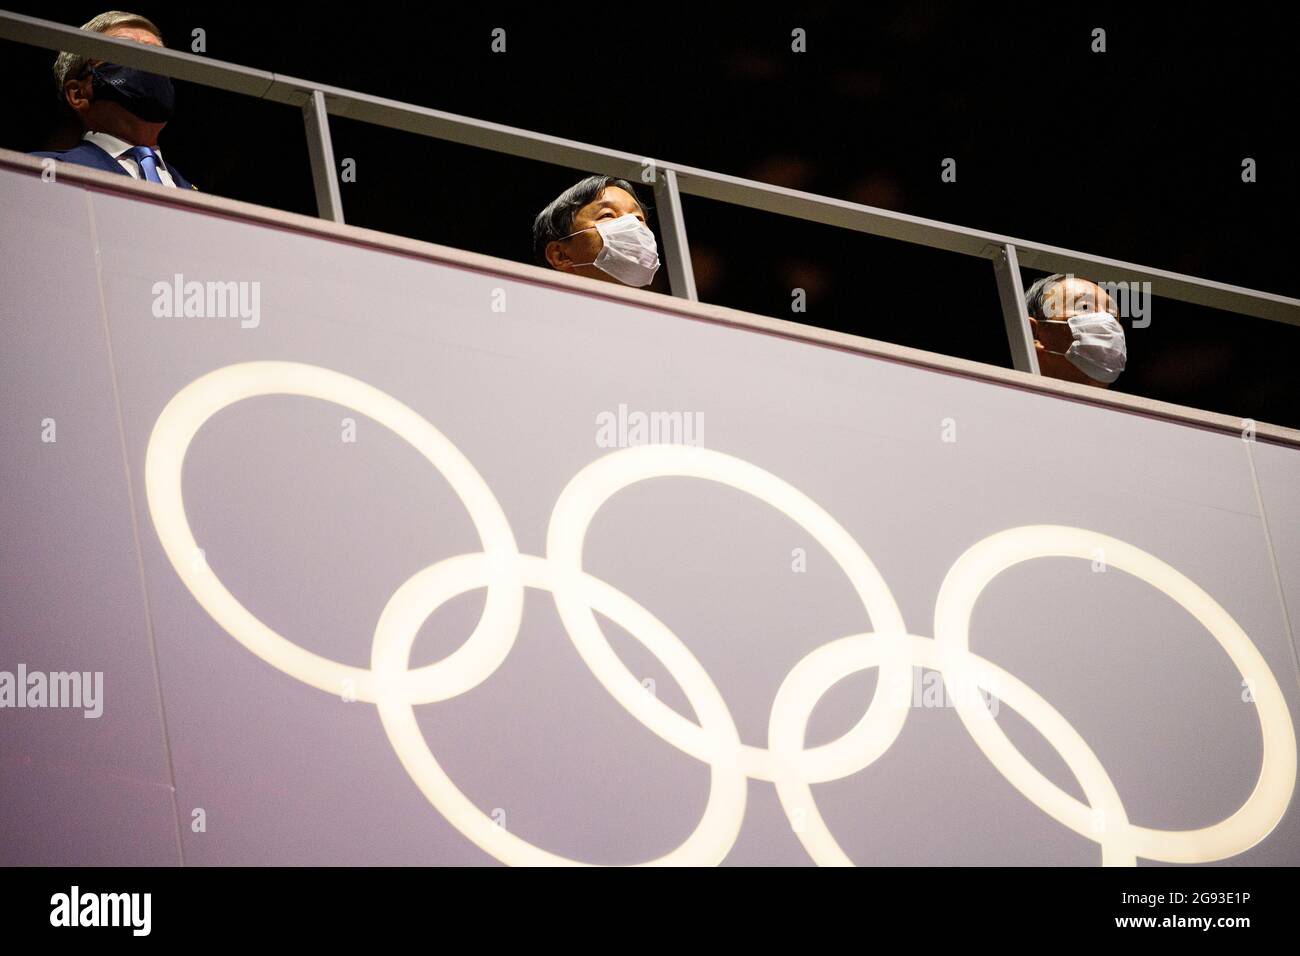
[64,140,195,190]
[75,140,132,176]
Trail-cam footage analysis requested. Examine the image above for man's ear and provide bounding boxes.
[543,240,569,271]
[64,77,91,113]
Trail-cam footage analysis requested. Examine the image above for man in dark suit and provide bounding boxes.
[30,11,196,191]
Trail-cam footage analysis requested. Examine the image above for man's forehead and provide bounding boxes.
[87,25,162,67]
[106,26,161,43]
[586,187,637,209]
[574,188,642,223]
[94,26,162,61]
[1049,278,1115,312]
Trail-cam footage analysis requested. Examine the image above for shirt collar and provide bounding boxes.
[83,130,167,167]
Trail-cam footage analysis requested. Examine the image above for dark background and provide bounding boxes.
[4,2,1297,426]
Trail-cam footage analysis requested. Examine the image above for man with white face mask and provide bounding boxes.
[533,176,661,288]
[1024,273,1127,388]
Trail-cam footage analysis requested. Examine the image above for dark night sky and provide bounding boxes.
[4,2,1297,426]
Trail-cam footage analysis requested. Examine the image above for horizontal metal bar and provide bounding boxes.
[0,10,275,97]
[4,10,1297,327]
[5,145,1299,449]
[260,74,653,174]
[673,171,1300,326]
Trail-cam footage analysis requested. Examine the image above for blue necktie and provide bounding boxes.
[125,145,164,184]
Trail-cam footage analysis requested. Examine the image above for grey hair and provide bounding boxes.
[1024,273,1117,320]
[1023,273,1069,320]
[52,10,165,94]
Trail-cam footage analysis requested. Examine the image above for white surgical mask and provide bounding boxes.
[560,213,660,287]
[1040,311,1127,383]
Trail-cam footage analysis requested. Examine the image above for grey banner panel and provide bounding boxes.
[0,171,178,863]
[1251,441,1300,691]
[0,760,179,866]
[3,166,1299,865]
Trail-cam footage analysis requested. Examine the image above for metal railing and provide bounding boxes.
[4,9,1298,378]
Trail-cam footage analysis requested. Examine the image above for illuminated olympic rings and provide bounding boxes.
[144,361,1297,866]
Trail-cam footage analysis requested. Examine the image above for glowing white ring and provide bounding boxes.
[933,526,1298,864]
[768,633,1135,866]
[145,361,523,704]
[371,552,747,865]
[546,444,912,783]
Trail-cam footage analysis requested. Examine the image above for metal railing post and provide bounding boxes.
[303,90,344,223]
[993,243,1040,374]
[652,168,698,300]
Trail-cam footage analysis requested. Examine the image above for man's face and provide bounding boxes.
[1037,277,1117,323]
[546,187,648,284]
[1030,277,1120,387]
[64,26,167,140]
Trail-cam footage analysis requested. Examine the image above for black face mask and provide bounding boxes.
[88,63,175,122]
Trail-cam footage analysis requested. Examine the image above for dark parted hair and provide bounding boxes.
[531,175,652,266]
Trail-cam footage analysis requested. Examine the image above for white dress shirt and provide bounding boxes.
[83,130,178,188]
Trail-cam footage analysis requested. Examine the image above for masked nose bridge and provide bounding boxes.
[559,213,641,243]
[597,213,646,236]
